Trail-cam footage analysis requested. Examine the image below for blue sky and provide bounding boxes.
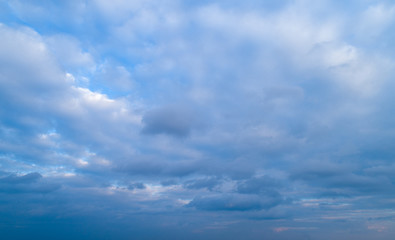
[1,0,395,239]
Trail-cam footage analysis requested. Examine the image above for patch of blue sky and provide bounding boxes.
[1,0,395,239]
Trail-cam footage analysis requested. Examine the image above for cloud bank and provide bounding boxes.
[1,0,395,239]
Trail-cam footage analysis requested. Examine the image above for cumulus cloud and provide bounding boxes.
[45,34,95,72]
[2,0,395,239]
[0,23,142,168]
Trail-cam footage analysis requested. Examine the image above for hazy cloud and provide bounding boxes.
[0,172,60,194]
[142,105,200,137]
[188,193,282,211]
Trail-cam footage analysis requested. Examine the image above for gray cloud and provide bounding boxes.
[183,177,221,190]
[188,193,282,211]
[0,172,60,194]
[290,162,394,196]
[0,172,42,184]
[2,0,395,239]
[127,182,146,190]
[115,158,203,177]
[237,176,283,197]
[142,105,200,137]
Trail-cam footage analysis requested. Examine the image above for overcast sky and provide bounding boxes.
[1,0,395,239]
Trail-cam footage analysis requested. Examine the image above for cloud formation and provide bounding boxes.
[1,0,395,239]
[188,193,282,211]
[142,105,199,137]
[0,172,60,194]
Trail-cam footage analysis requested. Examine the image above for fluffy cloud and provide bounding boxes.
[1,0,395,239]
[0,24,142,167]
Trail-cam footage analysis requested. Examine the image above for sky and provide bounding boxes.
[1,0,395,239]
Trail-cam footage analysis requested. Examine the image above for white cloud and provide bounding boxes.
[0,24,142,169]
[195,3,338,52]
[358,3,395,38]
[45,34,95,71]
[95,61,134,92]
[93,0,149,22]
[2,1,395,238]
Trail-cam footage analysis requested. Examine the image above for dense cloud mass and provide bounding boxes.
[1,0,395,239]
[142,105,200,137]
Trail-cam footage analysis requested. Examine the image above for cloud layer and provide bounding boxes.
[1,0,395,239]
